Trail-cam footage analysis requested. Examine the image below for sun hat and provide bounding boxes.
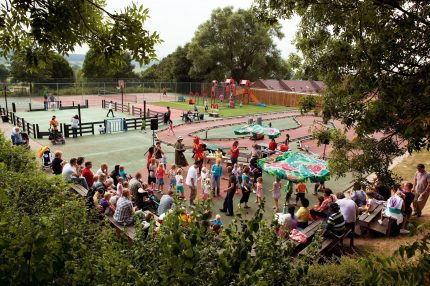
[178,136,183,140]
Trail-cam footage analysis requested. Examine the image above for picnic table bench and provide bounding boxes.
[106,214,136,241]
[226,151,252,166]
[70,183,88,197]
[178,95,186,102]
[208,108,219,117]
[357,203,387,235]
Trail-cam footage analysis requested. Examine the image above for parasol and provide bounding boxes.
[234,124,281,138]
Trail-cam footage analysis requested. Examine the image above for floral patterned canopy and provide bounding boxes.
[257,150,330,183]
[234,124,281,138]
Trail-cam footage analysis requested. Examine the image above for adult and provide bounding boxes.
[413,163,430,217]
[336,192,358,246]
[76,156,85,177]
[43,90,48,111]
[96,163,108,177]
[81,161,95,188]
[268,138,277,151]
[220,166,236,216]
[11,127,26,145]
[71,115,79,138]
[113,189,134,225]
[129,172,143,203]
[164,106,171,124]
[192,137,205,171]
[146,146,155,171]
[106,101,114,117]
[230,141,239,165]
[350,182,367,207]
[174,136,188,167]
[51,151,64,175]
[88,175,113,209]
[154,141,165,164]
[324,203,345,238]
[157,190,175,216]
[62,158,89,189]
[50,116,59,132]
[110,165,121,187]
[49,94,57,110]
[310,189,334,219]
[374,176,391,201]
[250,144,262,159]
[186,160,199,206]
[211,159,223,197]
[239,166,252,209]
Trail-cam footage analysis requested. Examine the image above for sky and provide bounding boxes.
[74,0,300,60]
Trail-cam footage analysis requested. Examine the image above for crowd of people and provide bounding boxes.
[37,126,430,240]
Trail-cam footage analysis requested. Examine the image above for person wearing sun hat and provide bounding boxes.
[174,136,188,167]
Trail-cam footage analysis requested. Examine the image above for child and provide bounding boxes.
[211,214,223,234]
[156,163,165,193]
[271,177,282,212]
[236,163,243,187]
[175,168,185,199]
[215,148,223,162]
[168,164,177,191]
[148,158,157,190]
[116,177,124,197]
[204,98,209,112]
[98,124,106,134]
[295,182,308,205]
[203,178,211,200]
[200,167,209,189]
[296,198,310,229]
[119,165,128,181]
[378,191,404,226]
[255,177,263,204]
[100,192,115,215]
[168,119,175,136]
[365,191,378,214]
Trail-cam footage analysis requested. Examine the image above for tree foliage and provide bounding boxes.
[255,0,430,183]
[187,7,288,81]
[0,64,9,81]
[0,0,161,66]
[82,49,136,80]
[10,51,74,83]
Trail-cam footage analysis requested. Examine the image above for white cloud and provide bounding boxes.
[74,0,299,59]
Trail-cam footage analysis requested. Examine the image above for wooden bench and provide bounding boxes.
[106,214,136,241]
[178,96,186,102]
[226,152,252,166]
[357,203,385,235]
[298,227,352,256]
[70,183,88,197]
[208,109,219,117]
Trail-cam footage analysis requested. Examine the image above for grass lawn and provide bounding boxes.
[150,101,291,117]
[392,150,430,181]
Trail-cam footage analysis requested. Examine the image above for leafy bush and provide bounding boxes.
[298,95,319,114]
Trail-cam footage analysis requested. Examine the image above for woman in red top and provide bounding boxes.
[268,138,277,151]
[146,146,154,171]
[230,141,239,165]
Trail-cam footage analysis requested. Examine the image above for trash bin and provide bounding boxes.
[1,115,8,123]
[199,114,204,120]
[256,117,262,125]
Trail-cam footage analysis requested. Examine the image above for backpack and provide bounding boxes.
[86,182,106,208]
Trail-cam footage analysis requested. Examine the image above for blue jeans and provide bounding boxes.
[212,176,220,196]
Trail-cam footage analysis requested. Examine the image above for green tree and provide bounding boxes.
[187,7,285,81]
[10,52,73,83]
[0,0,160,65]
[0,64,9,81]
[254,0,430,183]
[82,49,136,80]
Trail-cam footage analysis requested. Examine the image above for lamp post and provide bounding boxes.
[3,83,8,114]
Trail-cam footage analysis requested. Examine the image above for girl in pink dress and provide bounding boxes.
[255,177,263,204]
[271,177,282,212]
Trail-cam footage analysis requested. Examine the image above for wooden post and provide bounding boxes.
[78,104,82,136]
[91,123,94,135]
[22,118,26,131]
[32,124,36,138]
[115,102,117,111]
[36,124,41,139]
[29,103,31,111]
[143,100,146,122]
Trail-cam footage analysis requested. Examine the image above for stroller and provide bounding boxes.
[48,128,65,145]
[38,146,53,171]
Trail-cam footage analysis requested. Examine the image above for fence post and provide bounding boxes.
[12,102,16,113]
[91,123,94,135]
[26,122,30,134]
[128,103,130,114]
[64,124,69,138]
[85,99,88,107]
[28,103,31,111]
[36,124,41,139]
[115,102,117,111]
[22,118,26,131]
[134,118,137,129]
[60,123,63,134]
[32,124,36,139]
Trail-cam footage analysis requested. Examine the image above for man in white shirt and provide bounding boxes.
[186,160,200,206]
[413,163,430,217]
[336,192,358,247]
[62,158,89,189]
[106,101,114,117]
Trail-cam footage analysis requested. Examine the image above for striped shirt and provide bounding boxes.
[113,197,133,224]
[326,211,345,236]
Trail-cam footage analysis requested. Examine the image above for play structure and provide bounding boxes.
[209,79,266,108]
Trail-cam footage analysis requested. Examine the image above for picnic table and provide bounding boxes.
[357,203,385,235]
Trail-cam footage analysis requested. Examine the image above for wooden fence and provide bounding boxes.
[250,88,323,107]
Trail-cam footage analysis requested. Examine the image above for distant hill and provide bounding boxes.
[65,54,158,72]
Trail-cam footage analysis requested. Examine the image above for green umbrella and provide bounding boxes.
[234,124,281,138]
[258,150,330,212]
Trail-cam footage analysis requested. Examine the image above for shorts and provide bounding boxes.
[148,177,156,184]
[170,178,176,186]
[157,178,164,185]
[230,157,238,165]
[176,185,184,193]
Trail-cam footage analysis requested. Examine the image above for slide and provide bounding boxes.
[236,88,266,107]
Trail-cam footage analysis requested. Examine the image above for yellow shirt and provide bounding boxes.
[215,151,223,161]
[296,207,310,222]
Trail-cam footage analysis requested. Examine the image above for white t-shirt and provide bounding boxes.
[175,175,183,187]
[62,163,76,180]
[71,118,79,128]
[204,184,211,194]
[186,166,198,186]
[415,171,430,194]
[108,103,113,109]
[336,198,357,223]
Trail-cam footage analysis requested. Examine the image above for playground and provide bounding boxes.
[1,78,355,224]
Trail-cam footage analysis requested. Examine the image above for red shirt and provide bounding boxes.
[268,141,277,151]
[156,168,165,179]
[230,146,239,159]
[81,167,94,187]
